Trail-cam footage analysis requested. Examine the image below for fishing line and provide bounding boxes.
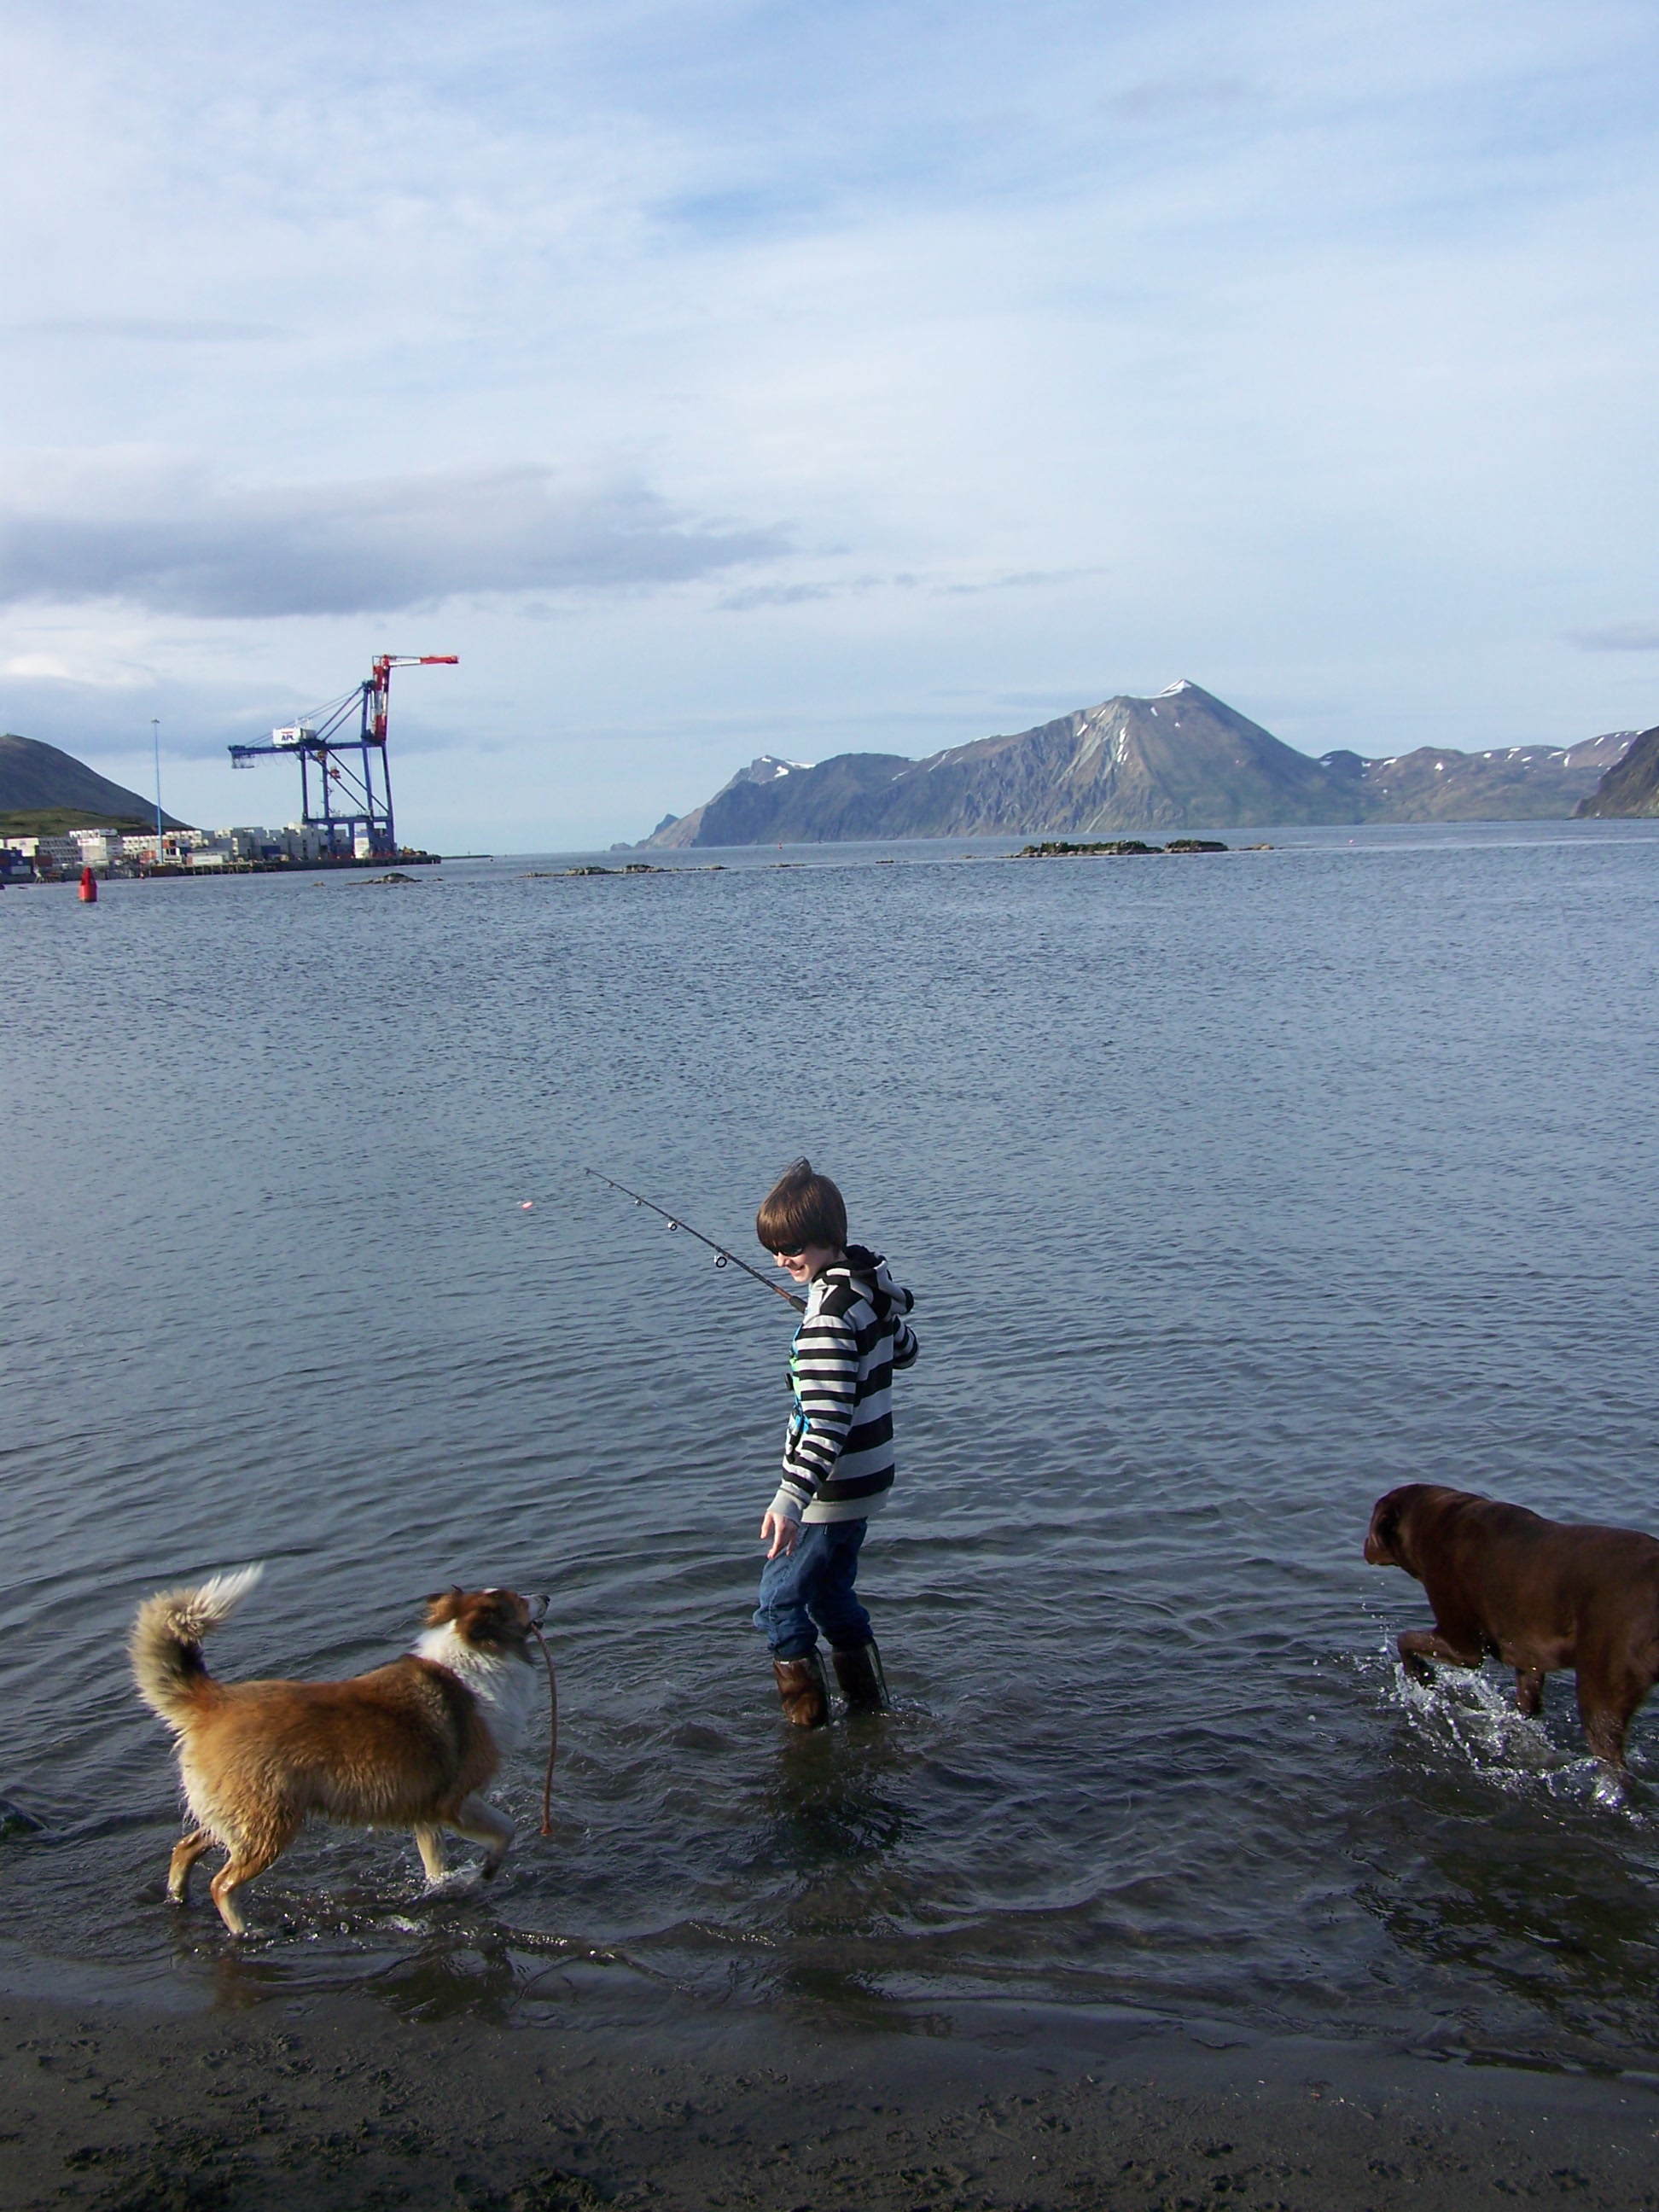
[530,1621,558,1837]
[521,1167,800,1803]
[582,1167,806,1312]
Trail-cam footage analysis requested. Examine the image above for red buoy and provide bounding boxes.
[79,867,98,903]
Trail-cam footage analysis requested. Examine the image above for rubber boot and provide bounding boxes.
[772,1650,830,1728]
[830,1639,888,1714]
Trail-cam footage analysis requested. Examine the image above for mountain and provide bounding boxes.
[0,732,189,830]
[1324,731,1634,822]
[646,754,823,848]
[641,684,1633,845]
[1575,725,1659,817]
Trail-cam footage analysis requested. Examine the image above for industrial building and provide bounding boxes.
[0,821,424,882]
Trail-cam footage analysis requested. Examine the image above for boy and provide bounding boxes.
[753,1159,917,1727]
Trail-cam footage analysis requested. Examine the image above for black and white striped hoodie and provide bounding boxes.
[771,1244,918,1525]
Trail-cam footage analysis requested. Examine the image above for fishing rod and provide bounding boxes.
[583,1168,807,1312]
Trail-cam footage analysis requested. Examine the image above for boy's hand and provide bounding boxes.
[760,1509,800,1559]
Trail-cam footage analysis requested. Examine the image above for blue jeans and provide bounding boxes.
[754,1519,871,1660]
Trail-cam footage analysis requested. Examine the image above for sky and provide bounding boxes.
[3,0,1656,850]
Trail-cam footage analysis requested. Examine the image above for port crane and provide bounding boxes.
[229,654,457,859]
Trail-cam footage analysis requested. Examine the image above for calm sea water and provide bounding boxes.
[3,823,1658,2067]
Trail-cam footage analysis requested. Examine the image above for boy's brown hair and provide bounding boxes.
[756,1159,847,1254]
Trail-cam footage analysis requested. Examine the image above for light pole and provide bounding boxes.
[151,717,163,865]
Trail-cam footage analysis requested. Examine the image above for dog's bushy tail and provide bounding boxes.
[130,1565,264,1727]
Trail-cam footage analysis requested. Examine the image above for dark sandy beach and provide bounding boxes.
[4,1985,1656,2212]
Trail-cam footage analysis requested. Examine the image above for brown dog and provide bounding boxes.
[1365,1484,1659,1781]
[131,1567,550,1935]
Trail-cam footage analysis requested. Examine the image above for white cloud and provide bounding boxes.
[1,651,151,686]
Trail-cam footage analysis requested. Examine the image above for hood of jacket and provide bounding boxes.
[829,1243,913,1322]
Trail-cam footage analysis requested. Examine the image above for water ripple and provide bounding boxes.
[2,828,1657,2069]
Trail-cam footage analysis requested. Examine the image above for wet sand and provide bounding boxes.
[4,1986,1656,2211]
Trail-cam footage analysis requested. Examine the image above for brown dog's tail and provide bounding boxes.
[130,1565,264,1728]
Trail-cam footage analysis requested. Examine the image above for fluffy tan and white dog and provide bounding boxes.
[130,1567,550,1935]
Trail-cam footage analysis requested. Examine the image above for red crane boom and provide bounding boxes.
[368,655,460,745]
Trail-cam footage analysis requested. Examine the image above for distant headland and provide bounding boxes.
[0,731,190,840]
[637,682,1645,847]
[1575,723,1659,818]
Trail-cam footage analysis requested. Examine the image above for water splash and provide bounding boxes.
[1380,1649,1650,1818]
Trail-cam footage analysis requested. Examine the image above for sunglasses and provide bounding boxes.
[772,1247,806,1261]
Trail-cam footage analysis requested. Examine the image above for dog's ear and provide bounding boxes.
[423,1586,466,1625]
[1365,1493,1404,1565]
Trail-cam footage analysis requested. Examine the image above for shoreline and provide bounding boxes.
[5,1980,1656,2210]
